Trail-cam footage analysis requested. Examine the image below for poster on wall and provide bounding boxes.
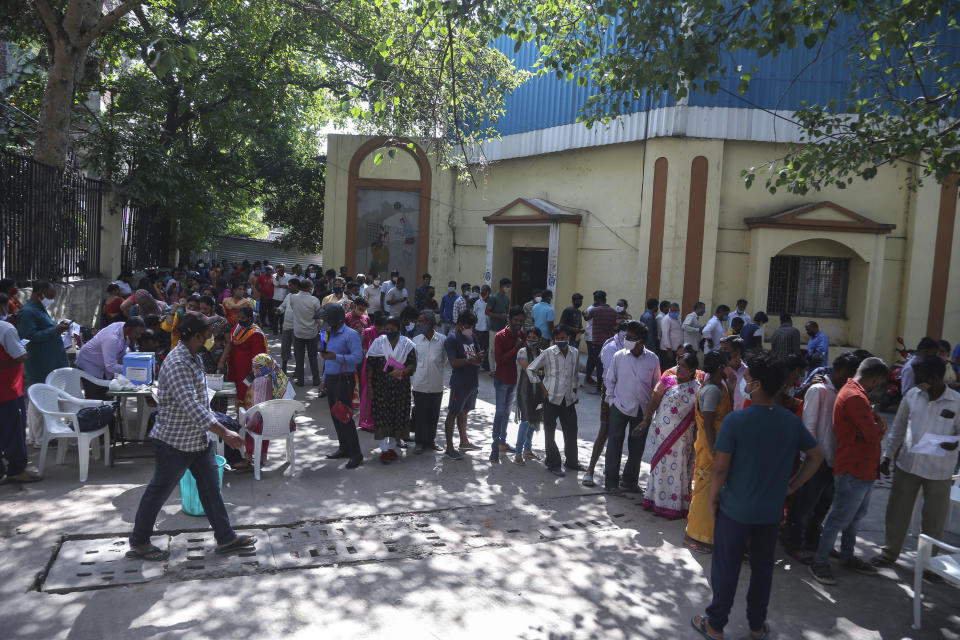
[356,189,419,279]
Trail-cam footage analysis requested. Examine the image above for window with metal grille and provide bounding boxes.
[767,255,849,318]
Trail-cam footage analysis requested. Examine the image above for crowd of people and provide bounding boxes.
[1,264,959,634]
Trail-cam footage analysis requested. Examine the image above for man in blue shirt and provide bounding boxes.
[532,289,555,341]
[805,321,829,371]
[317,303,364,468]
[693,352,823,640]
[439,280,460,336]
[739,311,767,352]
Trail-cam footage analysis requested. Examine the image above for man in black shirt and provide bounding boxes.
[560,293,585,349]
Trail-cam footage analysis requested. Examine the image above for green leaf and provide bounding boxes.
[374,152,383,165]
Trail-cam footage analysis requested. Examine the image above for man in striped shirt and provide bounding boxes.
[128,312,255,561]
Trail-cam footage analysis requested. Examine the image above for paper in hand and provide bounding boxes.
[910,433,960,457]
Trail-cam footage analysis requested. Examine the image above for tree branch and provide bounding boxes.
[33,0,61,42]
[279,0,376,46]
[82,0,145,46]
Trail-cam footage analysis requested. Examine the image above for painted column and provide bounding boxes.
[861,233,887,353]
[547,222,560,300]
[484,224,494,286]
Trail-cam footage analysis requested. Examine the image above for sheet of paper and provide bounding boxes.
[910,433,960,457]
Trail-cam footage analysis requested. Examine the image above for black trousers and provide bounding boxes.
[543,399,579,471]
[412,391,443,446]
[326,373,361,459]
[294,336,320,384]
[585,342,603,381]
[80,377,109,400]
[476,330,490,370]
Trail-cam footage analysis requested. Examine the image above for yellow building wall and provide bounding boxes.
[324,134,960,361]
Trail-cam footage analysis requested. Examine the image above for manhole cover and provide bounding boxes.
[44,537,168,593]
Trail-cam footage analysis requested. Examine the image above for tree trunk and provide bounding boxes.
[33,36,91,167]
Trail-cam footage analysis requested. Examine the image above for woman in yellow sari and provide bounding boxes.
[685,350,733,553]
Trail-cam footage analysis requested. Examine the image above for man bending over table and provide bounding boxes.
[128,311,255,561]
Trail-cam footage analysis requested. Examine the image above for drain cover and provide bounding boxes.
[166,529,273,580]
[44,537,168,593]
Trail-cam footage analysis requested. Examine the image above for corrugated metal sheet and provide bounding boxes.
[491,14,960,138]
[200,236,323,270]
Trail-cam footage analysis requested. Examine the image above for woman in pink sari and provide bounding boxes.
[641,352,701,519]
[358,311,386,432]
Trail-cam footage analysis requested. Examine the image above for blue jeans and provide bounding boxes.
[492,379,516,453]
[706,509,779,633]
[515,421,534,453]
[814,474,874,564]
[0,396,28,477]
[130,439,237,547]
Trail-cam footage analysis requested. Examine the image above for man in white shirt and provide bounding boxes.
[659,301,683,365]
[384,276,409,316]
[526,325,582,477]
[874,354,960,569]
[701,304,729,353]
[783,352,859,558]
[473,286,491,371]
[603,321,661,493]
[364,273,382,314]
[682,301,705,352]
[411,310,447,454]
[719,335,748,411]
[276,278,300,371]
[727,298,750,330]
[288,278,323,386]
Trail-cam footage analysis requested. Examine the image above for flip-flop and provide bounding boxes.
[745,622,769,640]
[125,545,170,562]
[691,615,722,639]
[215,534,257,554]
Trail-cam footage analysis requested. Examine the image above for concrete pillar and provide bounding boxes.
[861,233,887,354]
[98,190,124,280]
[546,222,559,296]
[484,225,494,286]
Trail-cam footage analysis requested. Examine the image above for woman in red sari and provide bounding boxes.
[220,306,268,409]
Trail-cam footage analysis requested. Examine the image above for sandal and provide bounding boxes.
[126,545,170,562]
[691,615,722,639]
[215,534,257,554]
[684,537,713,555]
[748,622,770,640]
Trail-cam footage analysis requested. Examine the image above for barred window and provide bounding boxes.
[767,255,849,318]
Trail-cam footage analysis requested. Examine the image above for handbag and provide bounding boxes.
[76,404,116,432]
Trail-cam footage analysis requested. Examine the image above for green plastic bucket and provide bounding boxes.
[180,455,226,516]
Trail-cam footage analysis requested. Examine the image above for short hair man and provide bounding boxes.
[682,301,706,353]
[75,316,146,398]
[809,357,889,585]
[532,289,555,346]
[694,351,822,639]
[900,336,940,394]
[443,310,482,459]
[719,335,747,410]
[770,313,802,359]
[805,321,829,370]
[874,354,960,570]
[491,306,526,463]
[639,298,660,353]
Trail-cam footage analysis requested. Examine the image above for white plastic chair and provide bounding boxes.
[238,399,304,480]
[913,533,960,629]
[28,384,111,482]
[45,367,111,399]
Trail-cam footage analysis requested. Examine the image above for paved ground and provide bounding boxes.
[2,337,959,639]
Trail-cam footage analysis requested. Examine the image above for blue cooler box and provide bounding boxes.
[123,353,155,385]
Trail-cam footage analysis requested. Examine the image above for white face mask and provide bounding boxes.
[0,313,7,322]
[534,296,542,304]
[42,296,55,309]
[461,328,473,337]
[405,322,415,331]
[373,280,381,286]
[615,305,625,313]
[623,339,638,351]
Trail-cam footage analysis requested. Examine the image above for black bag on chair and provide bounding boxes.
[76,404,117,432]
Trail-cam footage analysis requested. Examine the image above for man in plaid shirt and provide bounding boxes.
[128,312,255,561]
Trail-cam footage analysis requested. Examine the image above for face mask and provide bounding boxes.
[415,323,426,332]
[448,287,456,293]
[42,296,55,308]
[668,311,680,319]
[557,342,569,352]
[373,279,381,286]
[407,323,417,331]
[0,313,7,322]
[527,340,539,348]
[386,330,400,341]
[534,296,542,304]
[471,292,479,299]
[333,287,343,295]
[744,381,757,399]
[204,336,214,350]
[311,273,317,279]
[623,339,638,351]
[697,309,705,316]
[460,328,473,338]
[615,305,624,313]
[246,288,252,296]
[198,262,204,268]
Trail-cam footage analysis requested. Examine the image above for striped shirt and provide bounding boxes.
[588,304,618,345]
[525,344,579,405]
[884,386,960,480]
[149,343,218,452]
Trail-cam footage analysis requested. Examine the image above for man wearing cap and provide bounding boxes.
[128,312,255,561]
[316,303,364,468]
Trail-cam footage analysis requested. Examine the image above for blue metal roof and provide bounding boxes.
[489,15,959,137]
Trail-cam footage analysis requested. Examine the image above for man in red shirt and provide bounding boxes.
[491,306,525,463]
[809,357,889,585]
[0,292,39,482]
[256,266,277,333]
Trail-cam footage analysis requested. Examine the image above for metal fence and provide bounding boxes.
[0,149,103,282]
[121,202,169,272]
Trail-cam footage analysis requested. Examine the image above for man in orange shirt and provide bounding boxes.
[809,357,889,585]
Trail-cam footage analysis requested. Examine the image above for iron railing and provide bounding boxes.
[0,149,103,282]
[121,202,169,272]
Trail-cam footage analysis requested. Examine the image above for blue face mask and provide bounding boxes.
[668,311,680,319]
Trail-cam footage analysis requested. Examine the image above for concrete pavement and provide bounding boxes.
[1,337,958,639]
